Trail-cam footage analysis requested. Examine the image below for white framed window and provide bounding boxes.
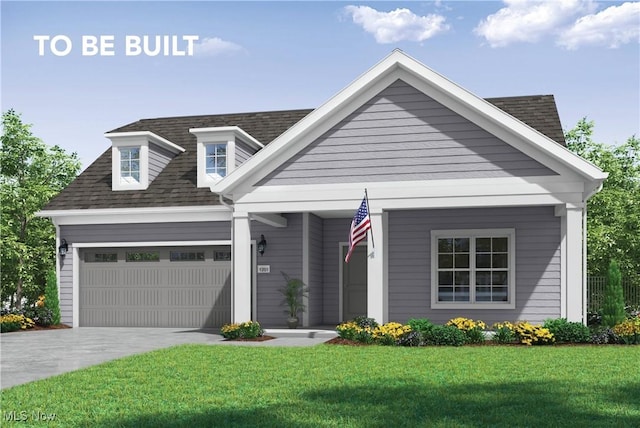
[120,147,141,184]
[107,131,184,192]
[431,229,516,309]
[205,143,227,179]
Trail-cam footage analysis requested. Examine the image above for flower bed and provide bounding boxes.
[331,316,640,347]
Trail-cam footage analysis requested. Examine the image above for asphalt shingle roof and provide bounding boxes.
[44,95,565,211]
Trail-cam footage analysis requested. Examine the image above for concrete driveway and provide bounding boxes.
[0,327,336,389]
[0,327,225,389]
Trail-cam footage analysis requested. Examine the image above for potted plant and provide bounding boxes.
[279,272,308,329]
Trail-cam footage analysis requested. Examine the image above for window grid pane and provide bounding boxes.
[206,143,227,177]
[120,147,140,182]
[437,237,470,302]
[475,236,510,302]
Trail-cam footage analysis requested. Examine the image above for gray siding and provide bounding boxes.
[308,214,324,325]
[253,214,303,326]
[387,206,561,325]
[60,221,231,243]
[322,218,352,325]
[148,143,176,182]
[259,80,556,185]
[236,139,257,167]
[59,251,73,325]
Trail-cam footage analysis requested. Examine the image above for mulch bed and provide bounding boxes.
[225,335,276,342]
[324,337,372,346]
[2,324,73,333]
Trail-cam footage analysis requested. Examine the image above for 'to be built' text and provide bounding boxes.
[33,35,200,57]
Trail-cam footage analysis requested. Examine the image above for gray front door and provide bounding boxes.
[342,245,367,321]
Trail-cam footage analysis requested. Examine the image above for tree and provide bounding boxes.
[1,110,80,308]
[565,118,640,283]
[602,260,625,327]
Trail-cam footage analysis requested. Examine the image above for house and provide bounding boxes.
[38,50,607,328]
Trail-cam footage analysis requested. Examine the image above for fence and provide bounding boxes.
[587,276,640,312]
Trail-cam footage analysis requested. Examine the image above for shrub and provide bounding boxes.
[590,326,616,344]
[492,322,516,344]
[372,322,412,346]
[220,321,263,339]
[612,318,640,345]
[0,314,35,332]
[352,316,379,330]
[45,270,62,325]
[424,325,467,346]
[407,318,434,345]
[336,321,373,343]
[513,322,555,346]
[543,318,591,343]
[587,310,602,326]
[446,317,487,344]
[396,330,421,347]
[23,306,53,327]
[602,260,625,327]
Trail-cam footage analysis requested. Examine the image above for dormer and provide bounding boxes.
[105,131,185,191]
[189,126,263,188]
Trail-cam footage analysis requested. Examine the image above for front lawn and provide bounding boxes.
[2,345,639,427]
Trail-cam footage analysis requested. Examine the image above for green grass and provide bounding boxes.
[2,345,639,427]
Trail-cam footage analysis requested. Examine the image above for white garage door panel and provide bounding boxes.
[80,247,231,328]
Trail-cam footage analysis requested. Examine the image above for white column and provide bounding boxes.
[302,213,310,327]
[367,210,388,324]
[565,205,584,322]
[232,212,252,322]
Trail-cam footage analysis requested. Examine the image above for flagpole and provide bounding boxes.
[364,188,375,250]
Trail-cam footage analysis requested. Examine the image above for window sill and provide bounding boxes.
[431,302,516,310]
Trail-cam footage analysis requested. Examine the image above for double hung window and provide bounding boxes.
[431,229,515,309]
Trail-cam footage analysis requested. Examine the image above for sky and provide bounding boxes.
[2,1,639,169]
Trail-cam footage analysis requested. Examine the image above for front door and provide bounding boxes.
[342,245,367,321]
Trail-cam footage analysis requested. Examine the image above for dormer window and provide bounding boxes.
[120,147,141,184]
[105,131,185,191]
[190,126,263,188]
[206,143,227,179]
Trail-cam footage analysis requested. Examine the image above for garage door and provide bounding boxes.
[79,246,231,327]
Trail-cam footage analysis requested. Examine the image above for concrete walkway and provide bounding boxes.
[0,327,336,389]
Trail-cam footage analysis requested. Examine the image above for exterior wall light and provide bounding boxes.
[257,235,267,256]
[58,239,69,257]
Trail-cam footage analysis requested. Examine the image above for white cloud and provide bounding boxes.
[193,37,243,57]
[474,0,595,47]
[558,2,640,49]
[344,5,449,44]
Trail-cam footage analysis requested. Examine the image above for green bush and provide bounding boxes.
[424,325,467,346]
[220,321,263,339]
[44,270,61,325]
[23,306,53,327]
[407,318,434,344]
[446,317,487,344]
[602,260,626,327]
[543,318,591,343]
[352,316,379,330]
[492,322,516,344]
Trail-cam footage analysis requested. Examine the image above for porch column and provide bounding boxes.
[563,204,585,323]
[367,209,388,324]
[232,212,252,322]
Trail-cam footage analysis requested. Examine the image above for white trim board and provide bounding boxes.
[38,206,232,225]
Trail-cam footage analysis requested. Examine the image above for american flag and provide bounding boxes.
[345,196,371,263]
